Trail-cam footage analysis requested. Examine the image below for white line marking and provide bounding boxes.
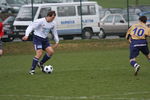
[0,91,150,100]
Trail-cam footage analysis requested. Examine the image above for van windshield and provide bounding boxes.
[15,7,38,21]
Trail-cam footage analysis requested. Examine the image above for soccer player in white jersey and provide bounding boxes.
[22,11,59,75]
[126,16,150,76]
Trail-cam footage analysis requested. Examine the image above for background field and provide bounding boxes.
[0,39,150,100]
[90,0,150,8]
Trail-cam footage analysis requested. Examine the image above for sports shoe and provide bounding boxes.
[37,62,44,71]
[134,65,140,76]
[29,70,35,75]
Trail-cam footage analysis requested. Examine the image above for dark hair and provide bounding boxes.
[139,16,147,23]
[47,11,56,17]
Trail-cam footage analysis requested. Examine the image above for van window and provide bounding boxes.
[38,7,51,18]
[78,5,96,15]
[15,7,38,21]
[57,6,76,17]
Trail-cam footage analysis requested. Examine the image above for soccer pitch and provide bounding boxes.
[0,39,150,100]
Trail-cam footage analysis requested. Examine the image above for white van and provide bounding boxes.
[13,1,100,40]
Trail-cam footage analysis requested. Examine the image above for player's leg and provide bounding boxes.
[130,58,140,76]
[29,36,43,75]
[39,46,54,65]
[129,46,140,76]
[29,49,43,75]
[0,50,2,56]
[38,38,53,69]
[140,46,150,62]
[147,53,150,62]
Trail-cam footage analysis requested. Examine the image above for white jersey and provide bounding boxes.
[25,18,59,43]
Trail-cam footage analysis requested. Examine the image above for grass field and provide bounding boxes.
[91,0,150,8]
[0,39,150,100]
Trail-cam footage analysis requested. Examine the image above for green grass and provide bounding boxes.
[91,0,150,8]
[0,39,150,100]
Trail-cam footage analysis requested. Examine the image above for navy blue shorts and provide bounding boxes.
[130,45,149,59]
[33,35,50,50]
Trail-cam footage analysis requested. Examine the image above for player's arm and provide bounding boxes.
[51,22,59,49]
[126,26,133,43]
[147,27,150,37]
[22,20,41,40]
[126,27,131,39]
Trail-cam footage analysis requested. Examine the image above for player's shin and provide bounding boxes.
[130,60,139,68]
[40,53,51,65]
[31,57,39,70]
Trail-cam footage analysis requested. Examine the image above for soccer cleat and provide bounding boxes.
[37,62,44,72]
[134,65,140,76]
[29,70,35,75]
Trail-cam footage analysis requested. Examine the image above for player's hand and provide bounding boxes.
[52,43,59,49]
[22,36,28,41]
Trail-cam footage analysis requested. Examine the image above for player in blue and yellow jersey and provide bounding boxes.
[126,16,150,76]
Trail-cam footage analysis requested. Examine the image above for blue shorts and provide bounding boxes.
[33,35,50,50]
[130,39,149,59]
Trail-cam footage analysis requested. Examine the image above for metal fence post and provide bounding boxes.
[80,0,83,33]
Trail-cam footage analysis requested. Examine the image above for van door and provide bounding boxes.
[78,4,99,31]
[101,15,115,33]
[56,6,81,36]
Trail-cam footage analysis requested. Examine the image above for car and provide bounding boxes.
[98,14,139,38]
[122,8,141,15]
[1,15,15,42]
[108,8,124,14]
[131,5,150,12]
[99,8,111,19]
[0,3,12,13]
[0,0,25,13]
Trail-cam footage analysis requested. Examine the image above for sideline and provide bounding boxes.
[0,91,150,100]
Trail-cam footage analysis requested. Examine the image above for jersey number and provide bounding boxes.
[133,27,145,36]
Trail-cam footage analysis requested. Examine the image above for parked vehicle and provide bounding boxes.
[122,8,141,15]
[0,3,12,13]
[129,5,150,12]
[0,0,24,13]
[108,8,124,14]
[98,14,139,38]
[1,15,15,42]
[13,1,100,40]
[99,8,111,19]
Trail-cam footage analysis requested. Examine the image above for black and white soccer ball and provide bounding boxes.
[43,65,53,74]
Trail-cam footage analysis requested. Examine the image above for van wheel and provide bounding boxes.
[82,29,92,39]
[98,29,106,39]
[7,9,12,14]
[63,35,74,40]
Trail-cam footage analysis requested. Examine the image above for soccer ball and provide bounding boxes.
[43,65,53,74]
